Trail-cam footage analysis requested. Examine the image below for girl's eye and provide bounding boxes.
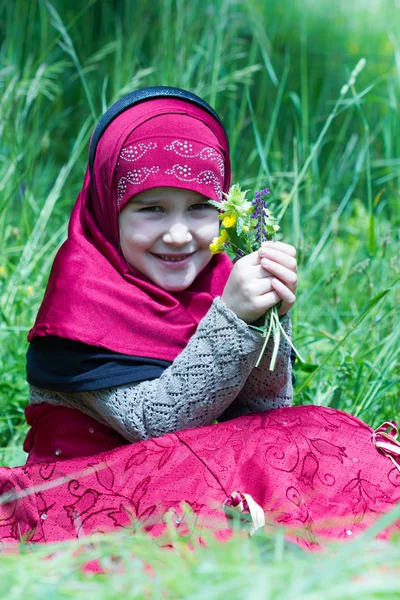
[138,206,164,213]
[189,203,217,211]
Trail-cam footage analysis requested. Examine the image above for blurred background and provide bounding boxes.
[0,0,399,465]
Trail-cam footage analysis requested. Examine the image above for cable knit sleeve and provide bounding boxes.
[29,300,294,442]
[218,314,293,421]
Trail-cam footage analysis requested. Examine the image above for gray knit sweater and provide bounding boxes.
[29,298,293,442]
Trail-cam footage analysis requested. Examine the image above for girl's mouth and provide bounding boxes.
[151,252,195,265]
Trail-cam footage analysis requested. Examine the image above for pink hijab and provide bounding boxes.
[28,93,232,360]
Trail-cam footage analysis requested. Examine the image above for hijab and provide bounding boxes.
[28,88,232,361]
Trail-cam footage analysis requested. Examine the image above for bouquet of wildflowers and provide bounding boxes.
[209,184,299,370]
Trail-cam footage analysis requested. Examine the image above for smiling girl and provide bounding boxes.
[0,87,397,549]
[24,87,296,456]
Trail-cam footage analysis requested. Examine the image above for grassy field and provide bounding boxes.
[0,0,399,596]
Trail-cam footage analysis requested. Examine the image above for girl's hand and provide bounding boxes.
[221,241,297,323]
[258,241,297,317]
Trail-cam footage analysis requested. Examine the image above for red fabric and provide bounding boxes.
[28,98,232,360]
[2,405,399,550]
[23,405,129,464]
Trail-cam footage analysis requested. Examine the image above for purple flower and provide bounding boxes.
[252,187,271,244]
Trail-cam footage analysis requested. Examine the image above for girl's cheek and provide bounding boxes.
[206,220,221,242]
[193,215,220,241]
[120,216,159,247]
[130,231,155,248]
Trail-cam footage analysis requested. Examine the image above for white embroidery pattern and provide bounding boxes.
[164,140,224,176]
[119,142,157,163]
[117,167,160,205]
[165,165,222,200]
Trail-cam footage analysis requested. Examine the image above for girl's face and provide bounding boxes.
[118,187,220,292]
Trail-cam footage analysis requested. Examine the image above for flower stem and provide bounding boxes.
[269,309,281,371]
[276,317,304,363]
[254,306,304,370]
[255,306,276,369]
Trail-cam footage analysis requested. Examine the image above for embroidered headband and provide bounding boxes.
[115,113,225,211]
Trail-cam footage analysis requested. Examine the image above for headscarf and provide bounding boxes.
[28,90,233,361]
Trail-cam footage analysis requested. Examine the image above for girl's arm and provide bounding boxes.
[29,298,267,442]
[216,239,297,419]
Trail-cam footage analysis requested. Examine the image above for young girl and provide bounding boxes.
[0,87,398,549]
[24,86,297,460]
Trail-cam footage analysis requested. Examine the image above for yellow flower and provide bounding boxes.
[26,285,34,296]
[222,213,236,229]
[209,229,229,255]
[219,229,229,242]
[209,238,221,255]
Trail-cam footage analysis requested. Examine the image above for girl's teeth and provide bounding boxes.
[158,255,188,261]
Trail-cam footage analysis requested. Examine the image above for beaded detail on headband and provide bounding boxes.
[119,142,158,163]
[164,141,225,176]
[165,165,222,199]
[117,167,160,204]
[116,138,225,207]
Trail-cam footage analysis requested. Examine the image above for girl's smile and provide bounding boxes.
[150,252,196,266]
[118,187,220,291]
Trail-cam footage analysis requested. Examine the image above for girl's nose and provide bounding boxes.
[162,223,193,246]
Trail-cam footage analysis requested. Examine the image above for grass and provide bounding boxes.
[1,515,400,599]
[0,0,399,596]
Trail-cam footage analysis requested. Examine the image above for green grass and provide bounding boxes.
[0,0,399,595]
[0,513,400,599]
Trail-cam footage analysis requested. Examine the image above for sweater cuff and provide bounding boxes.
[212,297,263,345]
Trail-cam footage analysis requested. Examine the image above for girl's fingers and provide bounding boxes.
[259,257,297,290]
[258,245,297,271]
[252,276,274,295]
[234,252,272,280]
[240,250,263,267]
[254,264,273,279]
[270,277,296,316]
[260,240,297,258]
[271,277,296,303]
[253,290,282,315]
[253,277,294,311]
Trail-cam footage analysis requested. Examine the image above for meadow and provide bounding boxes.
[0,0,399,596]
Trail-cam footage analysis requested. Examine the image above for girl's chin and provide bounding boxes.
[153,277,194,292]
[150,266,199,292]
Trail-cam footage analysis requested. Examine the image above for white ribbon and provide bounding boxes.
[224,490,265,536]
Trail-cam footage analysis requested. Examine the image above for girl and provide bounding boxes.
[0,87,398,549]
[24,86,297,460]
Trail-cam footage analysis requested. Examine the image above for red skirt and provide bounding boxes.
[1,404,399,550]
